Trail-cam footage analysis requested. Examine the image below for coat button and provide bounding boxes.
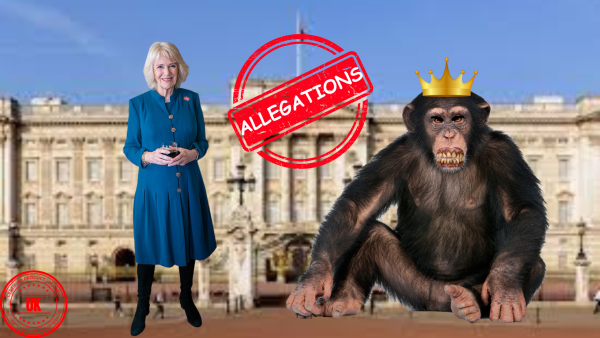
[171,127,176,132]
[169,115,173,119]
[176,172,181,177]
[172,142,177,146]
[177,188,182,193]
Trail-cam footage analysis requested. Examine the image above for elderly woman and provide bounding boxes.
[123,41,216,336]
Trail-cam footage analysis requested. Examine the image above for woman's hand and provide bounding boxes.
[145,147,173,165]
[168,147,198,167]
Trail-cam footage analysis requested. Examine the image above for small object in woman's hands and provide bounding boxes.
[160,142,176,160]
[165,142,180,158]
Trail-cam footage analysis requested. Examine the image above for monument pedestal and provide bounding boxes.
[228,206,256,312]
[196,260,211,308]
[575,257,590,303]
[4,259,18,308]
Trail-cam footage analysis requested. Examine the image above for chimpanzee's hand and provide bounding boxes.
[286,264,333,319]
[481,271,526,322]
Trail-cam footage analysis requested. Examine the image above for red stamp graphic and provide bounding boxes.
[228,34,373,168]
[1,271,68,337]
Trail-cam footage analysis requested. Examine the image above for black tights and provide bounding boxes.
[178,260,196,300]
[136,260,195,301]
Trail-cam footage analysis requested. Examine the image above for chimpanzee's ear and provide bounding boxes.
[402,104,416,133]
[478,102,490,126]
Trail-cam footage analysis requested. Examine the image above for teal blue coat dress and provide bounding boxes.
[123,87,217,267]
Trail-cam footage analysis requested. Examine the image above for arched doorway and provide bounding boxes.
[114,248,136,282]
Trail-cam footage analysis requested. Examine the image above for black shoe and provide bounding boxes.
[131,264,155,336]
[131,303,150,336]
[179,259,202,327]
[180,295,202,327]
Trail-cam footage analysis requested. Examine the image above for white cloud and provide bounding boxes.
[0,0,115,57]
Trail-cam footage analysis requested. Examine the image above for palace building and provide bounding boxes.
[1,79,599,299]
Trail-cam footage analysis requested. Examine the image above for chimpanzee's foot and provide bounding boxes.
[321,287,364,319]
[444,285,481,323]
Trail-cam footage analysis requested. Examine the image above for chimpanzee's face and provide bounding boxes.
[426,106,471,172]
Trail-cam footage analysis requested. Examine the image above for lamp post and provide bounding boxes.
[90,254,98,283]
[227,163,256,206]
[574,219,590,303]
[227,162,258,310]
[89,254,98,302]
[576,219,587,260]
[343,163,363,186]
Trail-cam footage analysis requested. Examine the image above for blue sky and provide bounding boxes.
[0,0,599,105]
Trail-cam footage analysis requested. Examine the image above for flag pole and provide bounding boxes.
[296,11,301,77]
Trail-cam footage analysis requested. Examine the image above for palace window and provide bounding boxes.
[265,161,280,179]
[318,162,332,179]
[25,160,37,181]
[293,198,306,222]
[558,238,568,270]
[526,156,539,176]
[319,198,332,221]
[117,202,129,226]
[119,159,132,181]
[56,158,70,183]
[213,158,225,180]
[24,203,36,228]
[212,194,227,226]
[87,158,102,181]
[558,157,570,182]
[267,199,280,225]
[87,202,103,229]
[558,201,570,228]
[56,203,69,228]
[318,137,334,179]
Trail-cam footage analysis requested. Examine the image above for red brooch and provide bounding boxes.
[184,96,190,101]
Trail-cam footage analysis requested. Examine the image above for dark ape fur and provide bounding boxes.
[308,92,548,316]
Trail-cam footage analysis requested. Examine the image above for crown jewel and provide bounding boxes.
[415,58,477,97]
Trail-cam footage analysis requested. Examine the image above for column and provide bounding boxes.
[357,135,368,167]
[230,141,241,214]
[575,257,590,302]
[196,259,211,308]
[228,231,254,311]
[227,236,237,309]
[1,98,17,228]
[242,235,253,310]
[3,128,16,229]
[39,137,53,229]
[103,137,115,230]
[1,132,9,291]
[577,136,592,226]
[281,139,291,224]
[256,244,267,283]
[307,134,317,222]
[252,147,264,227]
[72,138,85,228]
[334,134,346,195]
[2,110,19,290]
[0,133,6,285]
[592,137,600,228]
[592,137,600,266]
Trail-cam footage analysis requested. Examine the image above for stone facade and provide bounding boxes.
[1,80,600,292]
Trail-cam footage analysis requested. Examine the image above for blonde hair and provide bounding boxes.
[143,42,189,90]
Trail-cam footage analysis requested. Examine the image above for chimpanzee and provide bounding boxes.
[286,92,547,323]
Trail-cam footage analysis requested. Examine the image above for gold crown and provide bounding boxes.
[415,58,478,97]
